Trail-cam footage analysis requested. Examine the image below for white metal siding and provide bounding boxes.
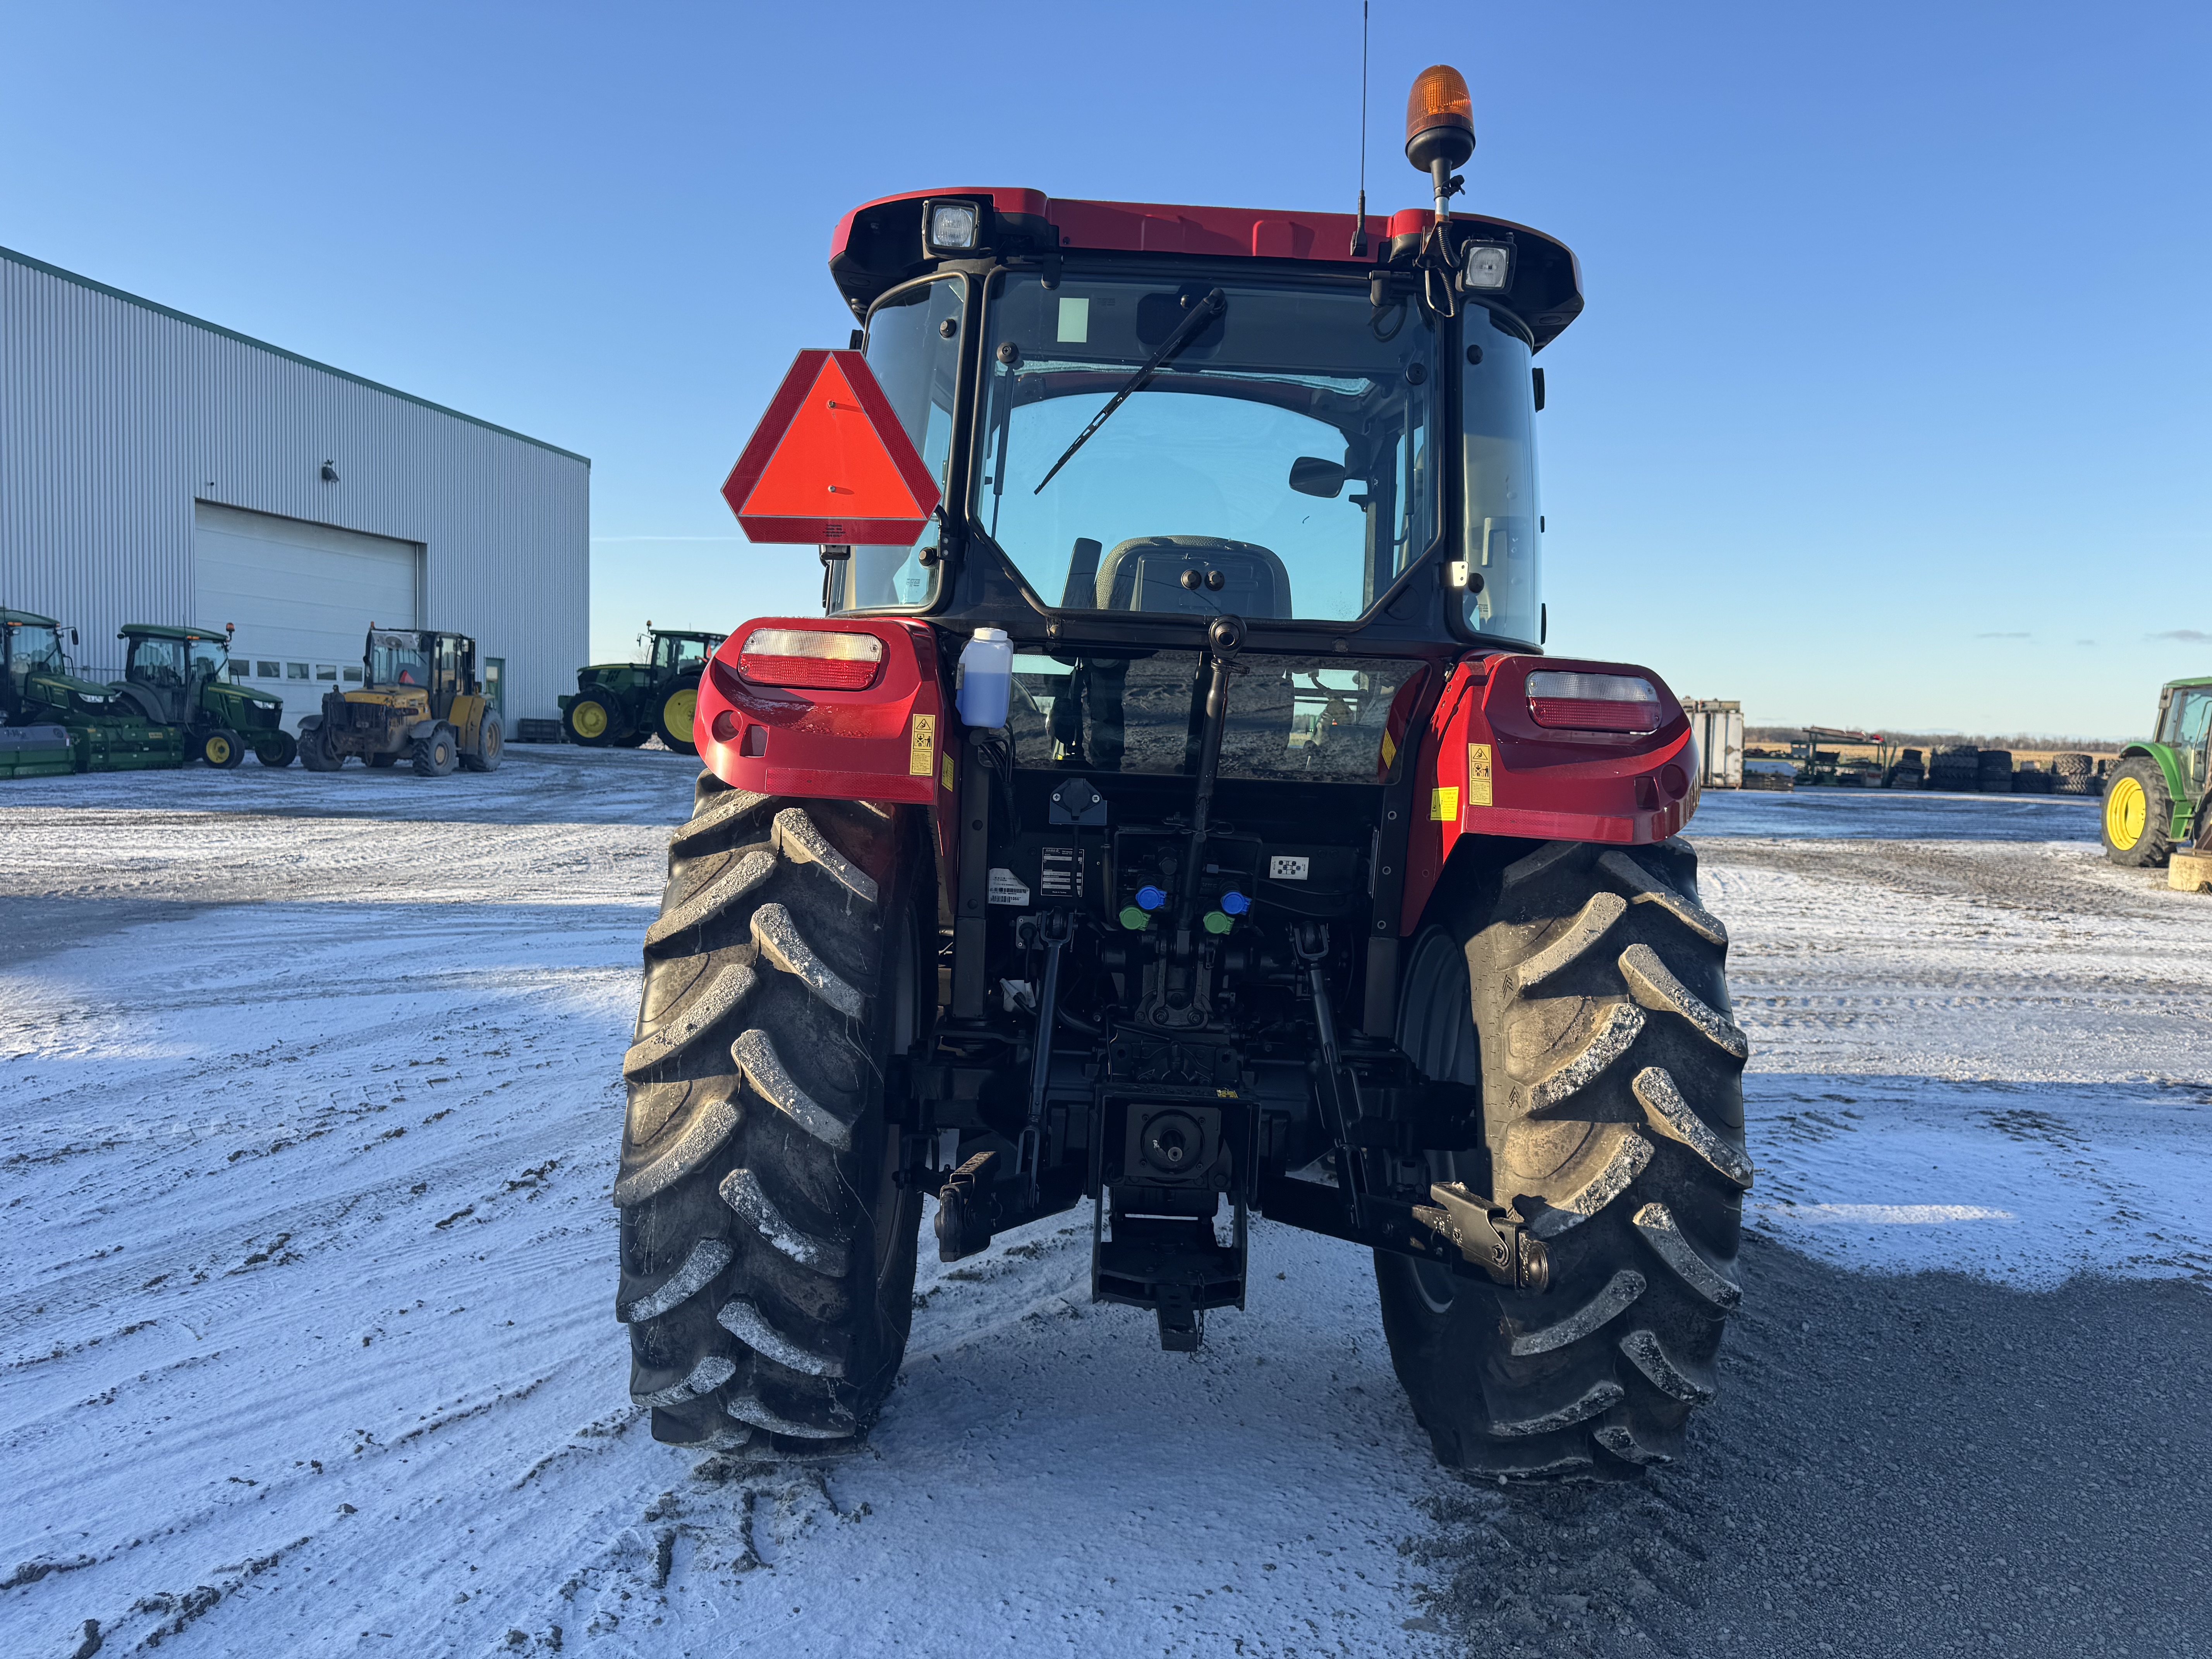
[0,246,587,723]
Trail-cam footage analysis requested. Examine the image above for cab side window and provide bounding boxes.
[2171,689,2212,749]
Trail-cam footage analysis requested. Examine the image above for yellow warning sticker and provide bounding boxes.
[1467,742,1493,807]
[940,752,955,790]
[1430,785,1460,822]
[909,713,935,777]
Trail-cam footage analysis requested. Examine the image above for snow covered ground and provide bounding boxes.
[2,757,2206,1657]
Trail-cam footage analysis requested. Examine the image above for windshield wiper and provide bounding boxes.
[1032,287,1226,495]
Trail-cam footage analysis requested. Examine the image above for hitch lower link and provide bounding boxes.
[1415,1183,1551,1295]
[935,1148,1000,1262]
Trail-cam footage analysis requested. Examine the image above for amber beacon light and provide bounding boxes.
[1404,64,1476,222]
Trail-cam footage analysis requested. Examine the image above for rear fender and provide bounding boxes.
[448,694,486,755]
[1400,654,1698,933]
[2114,743,2185,814]
[697,616,955,909]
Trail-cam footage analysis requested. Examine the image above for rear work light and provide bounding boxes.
[923,200,979,253]
[1526,670,1661,734]
[737,627,885,690]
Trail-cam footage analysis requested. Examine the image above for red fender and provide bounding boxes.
[1400,654,1698,933]
[695,616,959,915]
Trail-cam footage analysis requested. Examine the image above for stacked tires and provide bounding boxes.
[1927,745,1980,792]
[2052,753,2100,797]
[614,776,922,1449]
[1377,838,1748,1475]
[1977,749,2014,792]
[1887,747,1925,788]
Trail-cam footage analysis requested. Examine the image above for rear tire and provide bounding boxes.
[412,723,459,777]
[2102,758,2172,867]
[461,712,504,772]
[614,772,923,1448]
[656,682,701,757]
[1375,838,1748,1477]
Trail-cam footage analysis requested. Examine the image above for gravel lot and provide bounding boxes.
[1,755,2205,1657]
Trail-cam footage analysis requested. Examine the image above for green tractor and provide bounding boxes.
[1,607,185,774]
[2103,676,2212,867]
[559,624,723,755]
[110,622,296,768]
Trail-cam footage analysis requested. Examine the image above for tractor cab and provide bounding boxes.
[118,623,227,712]
[112,622,290,768]
[363,628,478,716]
[651,629,719,677]
[2,610,72,716]
[2,609,122,723]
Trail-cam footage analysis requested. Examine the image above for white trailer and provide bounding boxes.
[1685,700,1744,789]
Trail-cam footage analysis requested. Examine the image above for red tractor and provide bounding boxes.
[614,66,1748,1478]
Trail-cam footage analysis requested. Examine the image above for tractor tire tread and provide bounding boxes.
[1374,836,1747,1478]
[613,771,920,1446]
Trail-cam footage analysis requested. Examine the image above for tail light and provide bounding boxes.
[1526,670,1661,734]
[737,627,884,690]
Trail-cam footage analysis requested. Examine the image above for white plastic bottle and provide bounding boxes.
[957,627,1012,729]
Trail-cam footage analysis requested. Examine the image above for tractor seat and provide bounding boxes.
[1088,537,1292,619]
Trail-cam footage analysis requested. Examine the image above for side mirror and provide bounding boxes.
[70,629,79,645]
[1288,457,1349,498]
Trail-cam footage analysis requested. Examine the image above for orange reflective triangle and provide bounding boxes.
[721,350,941,544]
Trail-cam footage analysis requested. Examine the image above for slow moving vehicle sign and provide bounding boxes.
[720,349,941,544]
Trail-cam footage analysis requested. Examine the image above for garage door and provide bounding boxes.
[193,503,422,732]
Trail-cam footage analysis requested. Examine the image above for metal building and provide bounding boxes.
[0,243,588,732]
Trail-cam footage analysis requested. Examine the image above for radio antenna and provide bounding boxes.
[1350,1,1369,258]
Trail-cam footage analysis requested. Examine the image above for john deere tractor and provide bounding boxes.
[298,627,502,776]
[110,622,295,768]
[2103,675,2211,867]
[2,607,185,773]
[560,625,724,754]
[612,64,1749,1482]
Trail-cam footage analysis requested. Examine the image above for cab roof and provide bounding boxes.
[2,608,60,628]
[120,622,227,642]
[829,188,1584,349]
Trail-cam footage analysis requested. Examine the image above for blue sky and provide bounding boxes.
[5,0,2206,737]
